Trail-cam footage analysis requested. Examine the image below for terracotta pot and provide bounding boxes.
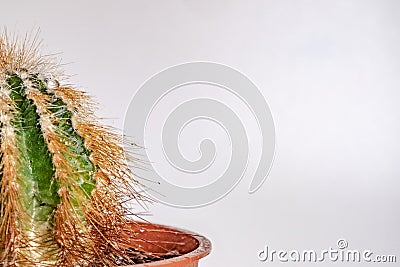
[123,222,211,267]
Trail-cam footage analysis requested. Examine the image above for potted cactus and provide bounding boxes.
[0,32,210,266]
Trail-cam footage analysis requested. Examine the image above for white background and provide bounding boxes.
[2,1,399,266]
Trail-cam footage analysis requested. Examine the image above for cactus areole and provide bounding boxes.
[0,33,162,266]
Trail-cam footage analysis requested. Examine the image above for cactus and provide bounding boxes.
[0,32,154,266]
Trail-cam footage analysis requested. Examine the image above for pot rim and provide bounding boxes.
[123,223,212,267]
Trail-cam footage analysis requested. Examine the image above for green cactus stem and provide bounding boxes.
[0,32,154,266]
